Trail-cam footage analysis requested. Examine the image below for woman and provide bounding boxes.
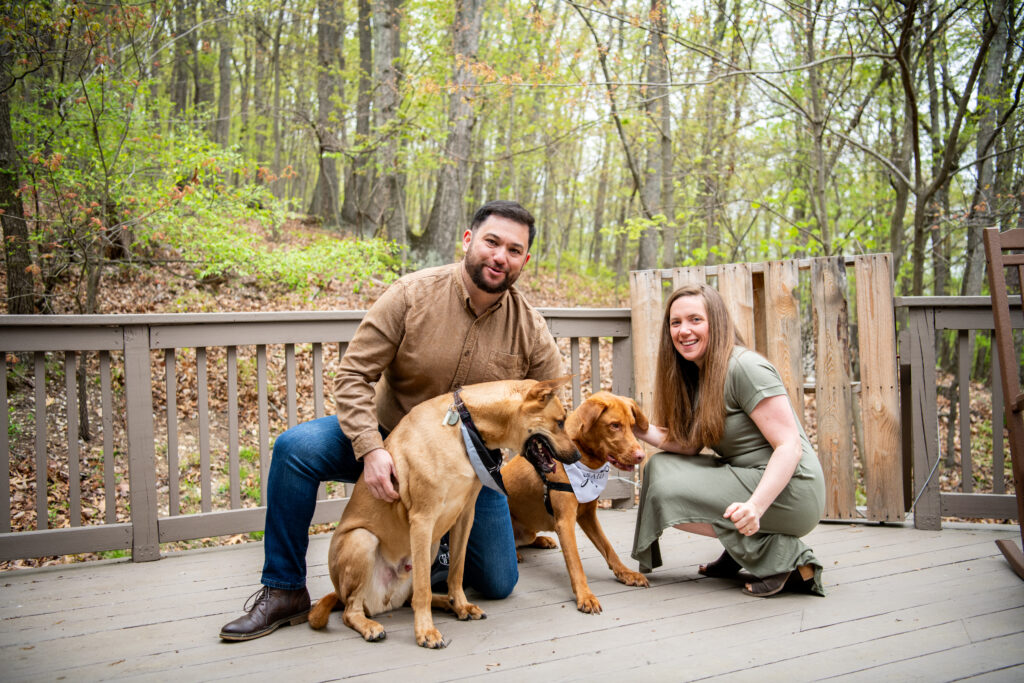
[631,284,826,597]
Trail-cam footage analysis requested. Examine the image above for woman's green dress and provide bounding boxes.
[631,347,827,595]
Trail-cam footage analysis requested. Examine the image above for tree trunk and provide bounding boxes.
[803,3,832,255]
[271,6,285,185]
[215,0,233,146]
[371,0,404,245]
[638,0,669,270]
[963,0,1009,297]
[194,1,215,129]
[697,0,728,263]
[0,48,34,314]
[308,0,344,226]
[591,139,609,267]
[341,0,374,236]
[414,0,485,267]
[171,0,193,119]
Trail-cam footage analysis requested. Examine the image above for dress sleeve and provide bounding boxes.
[727,349,789,416]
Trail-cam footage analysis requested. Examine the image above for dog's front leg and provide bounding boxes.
[577,503,649,588]
[445,499,486,622]
[409,515,447,648]
[551,496,602,614]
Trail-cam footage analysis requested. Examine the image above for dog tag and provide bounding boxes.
[443,407,459,426]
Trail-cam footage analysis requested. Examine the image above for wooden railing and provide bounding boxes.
[0,309,633,563]
[3,293,1021,564]
[897,296,1024,530]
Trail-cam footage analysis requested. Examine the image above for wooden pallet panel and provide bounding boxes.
[763,260,805,426]
[855,254,904,522]
[671,266,707,290]
[718,262,755,348]
[812,257,857,519]
[629,269,663,417]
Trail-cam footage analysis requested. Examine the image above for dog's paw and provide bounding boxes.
[360,625,386,642]
[617,569,650,587]
[577,594,602,614]
[530,536,558,550]
[454,603,486,621]
[416,627,448,649]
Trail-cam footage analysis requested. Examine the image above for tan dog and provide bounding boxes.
[502,391,650,614]
[308,377,579,648]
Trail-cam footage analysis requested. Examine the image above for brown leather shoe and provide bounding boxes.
[219,586,310,641]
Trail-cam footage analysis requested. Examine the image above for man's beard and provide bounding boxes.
[466,256,518,294]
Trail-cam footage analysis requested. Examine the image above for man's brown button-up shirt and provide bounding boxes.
[334,261,565,459]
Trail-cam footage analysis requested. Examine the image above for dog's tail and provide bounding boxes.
[308,592,339,629]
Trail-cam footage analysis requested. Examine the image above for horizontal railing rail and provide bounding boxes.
[898,296,1024,530]
[1,309,633,563]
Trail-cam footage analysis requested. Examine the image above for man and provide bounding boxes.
[220,200,565,641]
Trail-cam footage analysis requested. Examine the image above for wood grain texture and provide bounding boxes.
[1,513,1021,680]
[812,257,857,520]
[629,269,663,416]
[718,262,755,348]
[764,260,805,426]
[855,254,904,522]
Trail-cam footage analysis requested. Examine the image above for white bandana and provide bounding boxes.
[563,461,610,503]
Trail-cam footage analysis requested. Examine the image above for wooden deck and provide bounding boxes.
[3,508,1024,681]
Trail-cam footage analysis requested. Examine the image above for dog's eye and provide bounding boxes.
[609,422,622,431]
[557,419,565,430]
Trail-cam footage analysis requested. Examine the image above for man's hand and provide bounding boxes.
[362,448,400,501]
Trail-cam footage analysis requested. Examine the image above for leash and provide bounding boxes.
[450,388,507,495]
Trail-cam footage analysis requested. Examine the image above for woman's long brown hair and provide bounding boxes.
[654,284,744,450]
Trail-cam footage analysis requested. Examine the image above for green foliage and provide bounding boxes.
[98,549,130,560]
[239,447,259,464]
[8,405,22,439]
[147,186,401,292]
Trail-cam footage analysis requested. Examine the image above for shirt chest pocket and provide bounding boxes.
[483,351,526,381]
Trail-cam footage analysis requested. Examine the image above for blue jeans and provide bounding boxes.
[261,415,519,599]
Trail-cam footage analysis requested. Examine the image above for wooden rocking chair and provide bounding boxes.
[984,227,1024,580]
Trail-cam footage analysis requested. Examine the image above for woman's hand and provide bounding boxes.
[632,422,697,455]
[724,500,763,536]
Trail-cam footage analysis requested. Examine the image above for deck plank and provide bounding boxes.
[1,509,1022,681]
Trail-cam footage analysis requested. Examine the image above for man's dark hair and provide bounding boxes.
[469,200,536,250]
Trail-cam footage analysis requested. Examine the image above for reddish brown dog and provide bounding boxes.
[501,391,650,614]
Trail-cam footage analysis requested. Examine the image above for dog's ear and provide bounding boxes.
[573,398,607,435]
[527,376,571,403]
[629,398,650,431]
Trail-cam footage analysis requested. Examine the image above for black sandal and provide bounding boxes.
[742,565,815,597]
[742,571,790,597]
[698,549,742,579]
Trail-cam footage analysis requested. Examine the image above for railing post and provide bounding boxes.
[906,307,941,530]
[124,325,160,561]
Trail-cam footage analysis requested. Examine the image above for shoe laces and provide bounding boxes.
[243,585,271,612]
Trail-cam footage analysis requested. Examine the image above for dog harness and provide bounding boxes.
[523,456,575,516]
[451,388,507,495]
